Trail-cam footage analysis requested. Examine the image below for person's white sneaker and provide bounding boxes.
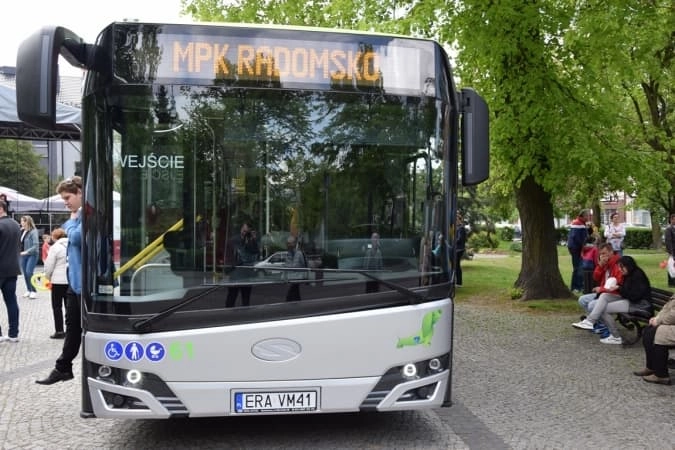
[572,318,594,330]
[600,335,622,345]
[7,337,19,343]
[0,336,7,342]
[29,292,37,299]
[22,292,30,298]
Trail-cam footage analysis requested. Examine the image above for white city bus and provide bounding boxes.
[16,22,489,418]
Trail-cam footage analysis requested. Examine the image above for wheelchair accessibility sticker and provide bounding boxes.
[104,340,167,363]
[105,341,123,361]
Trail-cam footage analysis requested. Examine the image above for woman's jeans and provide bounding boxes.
[587,292,629,336]
[20,254,37,293]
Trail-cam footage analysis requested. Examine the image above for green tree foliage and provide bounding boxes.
[565,1,674,231]
[0,139,48,198]
[179,0,672,299]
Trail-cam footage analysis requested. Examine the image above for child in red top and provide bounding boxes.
[41,233,52,264]
[581,235,598,271]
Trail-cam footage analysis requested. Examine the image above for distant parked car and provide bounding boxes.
[254,251,287,275]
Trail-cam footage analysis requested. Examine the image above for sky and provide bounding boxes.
[1,0,189,76]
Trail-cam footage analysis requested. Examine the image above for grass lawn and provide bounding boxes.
[455,244,672,315]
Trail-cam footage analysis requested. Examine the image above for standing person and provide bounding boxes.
[363,232,383,293]
[285,235,307,301]
[604,212,626,255]
[580,235,599,294]
[225,222,259,307]
[19,216,40,299]
[0,200,21,343]
[432,233,450,283]
[455,213,467,287]
[0,193,12,216]
[633,295,675,385]
[664,213,675,287]
[42,228,68,339]
[41,233,52,264]
[567,209,590,294]
[36,176,83,385]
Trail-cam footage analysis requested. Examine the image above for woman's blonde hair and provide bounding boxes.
[21,216,35,230]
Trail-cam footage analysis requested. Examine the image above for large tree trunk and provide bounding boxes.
[515,176,570,300]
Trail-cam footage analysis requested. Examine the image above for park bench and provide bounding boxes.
[616,287,673,346]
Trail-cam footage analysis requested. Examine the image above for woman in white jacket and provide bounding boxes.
[43,228,68,339]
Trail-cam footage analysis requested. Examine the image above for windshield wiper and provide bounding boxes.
[310,267,428,305]
[132,284,228,332]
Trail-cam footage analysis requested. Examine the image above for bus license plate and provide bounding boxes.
[234,391,318,413]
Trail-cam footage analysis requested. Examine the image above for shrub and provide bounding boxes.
[623,228,652,249]
[556,227,569,245]
[510,241,522,252]
[498,226,514,242]
[467,231,500,252]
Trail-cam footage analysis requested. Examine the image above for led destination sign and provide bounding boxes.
[174,42,380,82]
[146,33,430,92]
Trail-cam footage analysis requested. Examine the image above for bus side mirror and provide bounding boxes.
[460,88,489,186]
[16,26,86,130]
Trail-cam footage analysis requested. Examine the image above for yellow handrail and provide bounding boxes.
[114,218,184,279]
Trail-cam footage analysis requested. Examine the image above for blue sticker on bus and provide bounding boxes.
[146,342,166,362]
[105,341,123,361]
[125,341,145,362]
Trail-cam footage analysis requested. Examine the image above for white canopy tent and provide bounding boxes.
[0,84,81,140]
[0,185,43,212]
[41,191,121,211]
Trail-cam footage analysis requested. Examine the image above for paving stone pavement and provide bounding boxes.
[0,273,673,449]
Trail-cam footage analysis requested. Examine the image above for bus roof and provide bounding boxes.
[99,20,436,44]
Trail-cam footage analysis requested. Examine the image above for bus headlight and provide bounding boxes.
[126,369,142,385]
[402,363,418,379]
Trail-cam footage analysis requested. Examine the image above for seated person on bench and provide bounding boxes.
[572,255,651,345]
[633,295,675,385]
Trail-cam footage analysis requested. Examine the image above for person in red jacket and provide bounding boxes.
[577,243,623,311]
[572,243,627,344]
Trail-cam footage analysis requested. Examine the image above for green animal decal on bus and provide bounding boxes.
[397,309,442,348]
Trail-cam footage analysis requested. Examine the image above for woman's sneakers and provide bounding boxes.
[599,335,622,345]
[29,292,37,299]
[22,292,30,298]
[572,318,594,330]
